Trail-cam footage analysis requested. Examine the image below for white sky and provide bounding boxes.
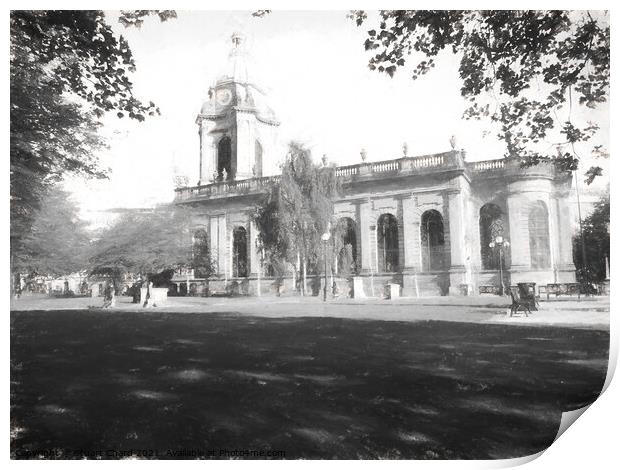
[63,10,609,226]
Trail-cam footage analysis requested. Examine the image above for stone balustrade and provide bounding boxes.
[465,157,558,179]
[175,152,560,202]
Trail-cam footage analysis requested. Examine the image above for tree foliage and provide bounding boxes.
[573,192,609,284]
[88,205,193,281]
[350,10,609,179]
[12,186,91,277]
[253,143,341,285]
[10,10,174,259]
[192,229,216,279]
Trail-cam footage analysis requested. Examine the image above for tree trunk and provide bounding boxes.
[302,255,307,297]
[296,251,301,296]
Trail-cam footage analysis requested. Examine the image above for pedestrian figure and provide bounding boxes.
[132,281,141,304]
[143,281,154,308]
[102,281,114,308]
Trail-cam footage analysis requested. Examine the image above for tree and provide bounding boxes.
[12,186,91,278]
[10,10,175,259]
[88,205,194,289]
[573,192,609,285]
[349,10,609,180]
[253,143,340,295]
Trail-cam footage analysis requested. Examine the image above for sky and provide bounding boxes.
[63,10,610,227]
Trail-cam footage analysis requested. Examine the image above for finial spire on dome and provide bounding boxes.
[226,31,249,83]
[231,31,245,47]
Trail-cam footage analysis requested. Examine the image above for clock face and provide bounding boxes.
[216,88,232,106]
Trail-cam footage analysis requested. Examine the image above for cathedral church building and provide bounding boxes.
[174,33,576,297]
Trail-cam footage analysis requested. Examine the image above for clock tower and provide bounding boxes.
[196,32,280,184]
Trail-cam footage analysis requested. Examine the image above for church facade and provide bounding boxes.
[173,33,576,297]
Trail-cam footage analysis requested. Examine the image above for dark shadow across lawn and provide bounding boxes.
[10,310,609,459]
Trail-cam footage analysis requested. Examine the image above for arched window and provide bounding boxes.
[336,217,357,275]
[232,227,248,277]
[377,214,399,272]
[479,203,506,270]
[254,140,263,178]
[421,210,447,271]
[193,229,210,278]
[217,136,232,181]
[528,201,551,269]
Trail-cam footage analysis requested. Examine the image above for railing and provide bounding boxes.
[466,157,558,179]
[176,152,557,202]
[469,159,506,172]
[371,160,400,173]
[335,165,359,177]
[411,154,445,168]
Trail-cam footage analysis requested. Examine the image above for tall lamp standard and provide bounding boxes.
[489,236,510,296]
[321,232,331,302]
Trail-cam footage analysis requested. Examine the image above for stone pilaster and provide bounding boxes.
[235,114,253,180]
[199,119,216,184]
[400,194,422,296]
[249,219,261,276]
[555,193,577,281]
[356,199,374,273]
[506,194,530,272]
[220,214,229,280]
[209,216,220,275]
[447,189,468,294]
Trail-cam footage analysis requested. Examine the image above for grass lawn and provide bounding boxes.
[10,309,609,459]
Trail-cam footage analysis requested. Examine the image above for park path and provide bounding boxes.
[10,294,609,330]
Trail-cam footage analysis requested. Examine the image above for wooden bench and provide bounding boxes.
[508,288,531,317]
[539,283,581,300]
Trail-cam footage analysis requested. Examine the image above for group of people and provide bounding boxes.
[102,279,155,308]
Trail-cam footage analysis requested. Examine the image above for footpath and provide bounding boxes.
[10,294,610,330]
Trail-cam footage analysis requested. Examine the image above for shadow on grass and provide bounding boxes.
[10,310,609,459]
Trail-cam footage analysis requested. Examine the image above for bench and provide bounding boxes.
[479,285,501,295]
[539,283,581,301]
[508,288,531,317]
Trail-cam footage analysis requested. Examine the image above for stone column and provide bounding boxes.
[401,194,422,296]
[447,189,468,294]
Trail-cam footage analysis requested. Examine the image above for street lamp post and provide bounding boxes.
[489,236,510,296]
[321,232,331,302]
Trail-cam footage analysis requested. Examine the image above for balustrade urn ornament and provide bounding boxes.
[449,135,457,150]
[402,142,408,157]
[360,148,367,162]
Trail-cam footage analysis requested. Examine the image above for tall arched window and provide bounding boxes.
[232,226,248,277]
[479,203,506,270]
[193,229,210,278]
[377,214,399,272]
[254,140,263,178]
[421,210,447,271]
[217,136,232,181]
[528,201,551,269]
[336,217,357,275]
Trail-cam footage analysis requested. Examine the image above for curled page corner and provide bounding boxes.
[554,405,590,442]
